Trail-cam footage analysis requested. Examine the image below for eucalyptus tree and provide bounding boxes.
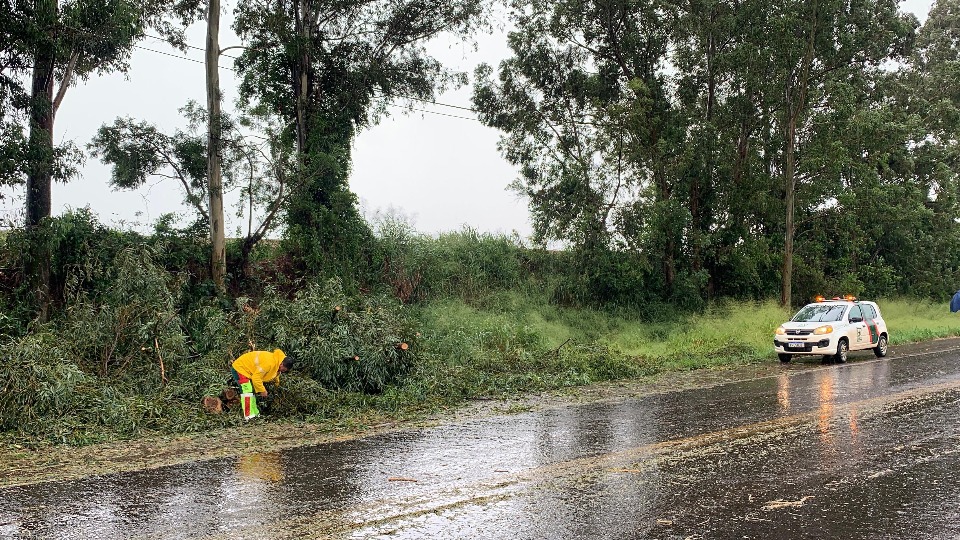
[19,0,202,227]
[0,0,32,192]
[750,0,914,306]
[474,0,690,303]
[4,0,202,317]
[205,0,225,290]
[668,0,780,298]
[232,0,485,275]
[881,0,960,297]
[910,0,960,200]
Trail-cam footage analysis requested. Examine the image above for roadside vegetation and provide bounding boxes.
[4,0,960,454]
[2,213,959,449]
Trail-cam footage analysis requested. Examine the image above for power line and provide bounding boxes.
[385,102,478,122]
[144,33,243,60]
[55,19,486,121]
[134,43,240,71]
[133,43,482,121]
[140,34,480,114]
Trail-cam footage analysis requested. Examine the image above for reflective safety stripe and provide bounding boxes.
[240,381,259,419]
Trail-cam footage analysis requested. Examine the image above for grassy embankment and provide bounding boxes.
[244,295,960,434]
[412,294,960,392]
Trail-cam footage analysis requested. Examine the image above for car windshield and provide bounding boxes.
[791,304,846,322]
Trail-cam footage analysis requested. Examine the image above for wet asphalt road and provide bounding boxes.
[3,348,960,539]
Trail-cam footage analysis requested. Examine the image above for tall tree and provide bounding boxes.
[474,0,690,302]
[23,0,202,227]
[475,0,917,307]
[90,103,291,277]
[0,0,78,202]
[233,0,484,275]
[205,0,224,290]
[754,0,914,306]
[9,0,202,316]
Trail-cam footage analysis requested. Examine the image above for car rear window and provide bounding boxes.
[792,304,846,322]
[862,304,879,319]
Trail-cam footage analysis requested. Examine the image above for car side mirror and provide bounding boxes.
[849,316,863,323]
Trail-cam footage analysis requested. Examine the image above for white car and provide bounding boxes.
[774,297,889,363]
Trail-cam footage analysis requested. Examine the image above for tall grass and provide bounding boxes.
[878,298,960,343]
[411,294,960,393]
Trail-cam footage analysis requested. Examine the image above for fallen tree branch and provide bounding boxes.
[155,337,168,385]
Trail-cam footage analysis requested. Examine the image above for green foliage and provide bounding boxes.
[233,0,485,278]
[374,217,527,302]
[0,332,87,435]
[60,244,187,380]
[4,209,960,448]
[7,0,960,451]
[254,279,417,393]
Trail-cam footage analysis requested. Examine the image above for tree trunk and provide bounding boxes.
[781,0,819,308]
[691,5,719,276]
[293,0,312,160]
[26,1,55,227]
[26,0,57,320]
[781,113,797,308]
[206,0,226,290]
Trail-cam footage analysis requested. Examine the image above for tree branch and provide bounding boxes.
[52,50,79,117]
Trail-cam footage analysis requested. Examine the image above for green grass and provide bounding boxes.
[415,294,960,375]
[417,293,787,357]
[9,287,960,448]
[878,297,960,343]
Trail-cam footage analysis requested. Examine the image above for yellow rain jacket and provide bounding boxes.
[232,349,286,394]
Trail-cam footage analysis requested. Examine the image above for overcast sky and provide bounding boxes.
[0,0,934,237]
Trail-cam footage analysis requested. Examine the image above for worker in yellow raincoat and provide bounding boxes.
[232,349,294,420]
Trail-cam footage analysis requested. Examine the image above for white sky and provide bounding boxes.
[0,0,934,237]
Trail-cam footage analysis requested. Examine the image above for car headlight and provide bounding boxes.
[775,326,786,335]
[813,325,833,335]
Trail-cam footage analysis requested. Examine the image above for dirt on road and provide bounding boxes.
[3,337,958,489]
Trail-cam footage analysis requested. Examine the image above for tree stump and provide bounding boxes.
[202,396,223,414]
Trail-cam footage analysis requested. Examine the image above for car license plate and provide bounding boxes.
[787,342,805,348]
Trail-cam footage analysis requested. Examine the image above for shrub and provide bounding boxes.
[60,245,188,381]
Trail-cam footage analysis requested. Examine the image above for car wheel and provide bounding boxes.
[778,353,792,363]
[874,334,888,358]
[835,339,849,363]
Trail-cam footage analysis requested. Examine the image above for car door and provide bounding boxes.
[847,304,869,350]
[861,303,882,346]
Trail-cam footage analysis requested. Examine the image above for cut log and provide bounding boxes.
[202,396,223,414]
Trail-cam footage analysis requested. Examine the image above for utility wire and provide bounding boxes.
[133,44,240,71]
[390,103,478,121]
[140,34,480,114]
[52,20,487,123]
[134,41,482,121]
[144,33,243,60]
[57,20,486,116]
